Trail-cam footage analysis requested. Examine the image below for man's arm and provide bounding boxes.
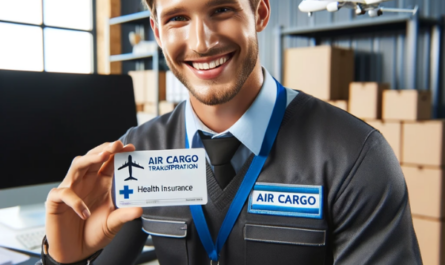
[42,141,143,264]
[331,131,422,264]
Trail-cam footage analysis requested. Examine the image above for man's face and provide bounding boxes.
[152,0,260,105]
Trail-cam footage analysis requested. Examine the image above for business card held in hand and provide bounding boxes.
[114,149,207,208]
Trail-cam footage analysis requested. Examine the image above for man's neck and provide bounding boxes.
[189,62,264,133]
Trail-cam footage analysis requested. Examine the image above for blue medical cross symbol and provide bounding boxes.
[119,185,133,199]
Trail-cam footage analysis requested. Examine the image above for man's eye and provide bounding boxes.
[169,16,187,22]
[214,7,232,14]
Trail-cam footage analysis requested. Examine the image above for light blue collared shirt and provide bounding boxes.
[185,68,298,173]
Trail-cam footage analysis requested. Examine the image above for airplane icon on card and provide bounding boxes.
[118,155,144,181]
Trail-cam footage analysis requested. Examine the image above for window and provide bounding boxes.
[0,0,95,73]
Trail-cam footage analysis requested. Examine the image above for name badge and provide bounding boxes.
[248,183,323,219]
[114,149,207,208]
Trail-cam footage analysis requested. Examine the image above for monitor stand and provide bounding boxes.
[0,203,46,230]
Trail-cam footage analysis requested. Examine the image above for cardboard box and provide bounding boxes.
[402,121,445,167]
[366,120,402,161]
[136,104,144,113]
[349,83,389,119]
[412,217,445,265]
[402,165,445,219]
[128,70,166,104]
[129,71,144,104]
[382,90,431,121]
[159,101,176,115]
[284,46,354,101]
[326,100,348,111]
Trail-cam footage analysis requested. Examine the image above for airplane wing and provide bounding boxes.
[131,162,144,169]
[118,162,129,170]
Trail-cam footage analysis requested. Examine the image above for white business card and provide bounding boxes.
[114,149,207,208]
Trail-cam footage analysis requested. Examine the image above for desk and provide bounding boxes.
[0,223,42,256]
[0,247,39,265]
[0,184,157,264]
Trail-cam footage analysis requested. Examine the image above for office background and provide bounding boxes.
[113,0,445,116]
[1,0,445,264]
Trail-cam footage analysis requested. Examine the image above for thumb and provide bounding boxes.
[106,207,143,236]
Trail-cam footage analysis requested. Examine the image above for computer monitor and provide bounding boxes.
[0,70,138,199]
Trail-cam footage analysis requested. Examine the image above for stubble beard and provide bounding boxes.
[165,37,259,106]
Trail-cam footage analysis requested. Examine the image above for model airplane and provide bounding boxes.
[118,155,144,181]
[299,0,418,17]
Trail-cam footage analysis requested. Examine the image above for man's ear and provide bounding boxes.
[150,17,163,48]
[255,0,270,33]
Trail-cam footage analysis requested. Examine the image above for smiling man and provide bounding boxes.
[40,0,421,264]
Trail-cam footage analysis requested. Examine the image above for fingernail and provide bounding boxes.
[83,209,91,219]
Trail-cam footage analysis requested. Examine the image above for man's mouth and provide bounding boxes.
[186,53,233,71]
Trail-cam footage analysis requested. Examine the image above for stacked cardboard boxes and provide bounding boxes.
[128,70,179,124]
[360,88,439,264]
[128,70,167,107]
[284,46,354,109]
[349,82,389,120]
[401,119,445,265]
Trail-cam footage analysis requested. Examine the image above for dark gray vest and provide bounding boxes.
[101,92,421,265]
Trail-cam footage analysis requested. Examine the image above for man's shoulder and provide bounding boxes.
[282,91,378,154]
[120,101,186,150]
[287,91,373,128]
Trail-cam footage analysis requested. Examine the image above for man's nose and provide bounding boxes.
[189,19,218,54]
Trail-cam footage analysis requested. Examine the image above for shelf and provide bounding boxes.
[276,11,443,117]
[109,11,151,25]
[107,9,161,115]
[109,52,155,62]
[281,15,439,38]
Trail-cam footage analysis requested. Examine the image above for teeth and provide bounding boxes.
[191,55,229,70]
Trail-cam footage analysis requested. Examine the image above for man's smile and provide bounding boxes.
[184,52,235,80]
[185,52,234,70]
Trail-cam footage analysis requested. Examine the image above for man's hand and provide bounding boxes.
[45,141,143,263]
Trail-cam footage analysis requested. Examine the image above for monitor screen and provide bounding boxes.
[0,70,138,189]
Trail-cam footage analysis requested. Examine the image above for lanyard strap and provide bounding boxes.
[186,79,287,262]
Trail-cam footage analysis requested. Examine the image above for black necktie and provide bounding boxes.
[199,131,241,189]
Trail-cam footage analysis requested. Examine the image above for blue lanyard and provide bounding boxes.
[185,79,287,262]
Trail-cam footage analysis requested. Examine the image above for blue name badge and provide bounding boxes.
[248,183,323,219]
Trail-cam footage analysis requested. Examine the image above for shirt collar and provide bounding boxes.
[185,68,277,156]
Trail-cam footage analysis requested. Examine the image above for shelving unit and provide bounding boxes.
[105,10,161,116]
[109,51,157,62]
[275,11,443,117]
[109,11,151,25]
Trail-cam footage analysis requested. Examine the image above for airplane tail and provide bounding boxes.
[125,176,138,181]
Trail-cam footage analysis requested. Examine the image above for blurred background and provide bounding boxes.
[0,0,444,264]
